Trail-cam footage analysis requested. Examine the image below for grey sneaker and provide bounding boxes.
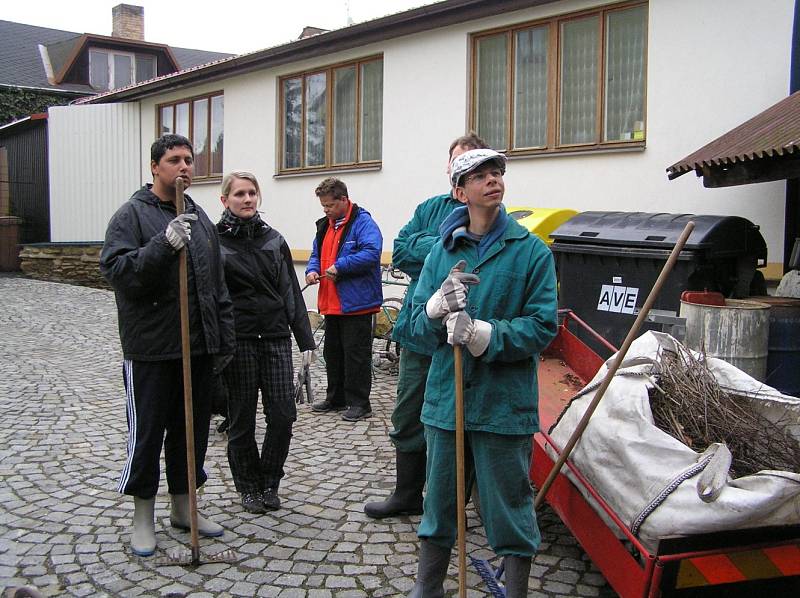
[241,492,266,514]
[262,488,280,511]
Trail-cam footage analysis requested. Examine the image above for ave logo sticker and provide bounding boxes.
[597,284,638,314]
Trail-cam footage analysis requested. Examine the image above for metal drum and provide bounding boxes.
[750,296,800,396]
[679,298,770,381]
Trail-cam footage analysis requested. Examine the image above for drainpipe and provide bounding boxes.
[785,0,800,270]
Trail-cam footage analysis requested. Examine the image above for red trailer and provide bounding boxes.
[532,310,800,596]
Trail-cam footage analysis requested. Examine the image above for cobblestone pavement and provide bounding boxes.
[0,276,615,597]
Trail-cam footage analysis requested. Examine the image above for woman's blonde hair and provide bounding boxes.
[221,171,262,205]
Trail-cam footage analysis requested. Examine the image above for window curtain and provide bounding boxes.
[160,105,173,135]
[175,102,190,138]
[135,55,155,83]
[89,50,109,90]
[333,67,356,164]
[283,78,302,169]
[210,95,224,175]
[514,26,548,149]
[305,73,327,167]
[192,98,209,177]
[476,34,508,151]
[114,54,132,89]
[360,60,383,162]
[604,5,647,142]
[559,16,599,145]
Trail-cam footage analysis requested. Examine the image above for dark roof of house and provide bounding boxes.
[667,90,800,185]
[81,0,560,104]
[0,19,233,95]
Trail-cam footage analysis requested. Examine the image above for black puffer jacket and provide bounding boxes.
[217,211,315,351]
[100,185,235,361]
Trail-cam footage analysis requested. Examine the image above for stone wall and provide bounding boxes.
[19,243,109,289]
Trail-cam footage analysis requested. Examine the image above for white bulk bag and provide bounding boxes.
[548,331,800,552]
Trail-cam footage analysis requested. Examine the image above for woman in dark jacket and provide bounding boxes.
[217,171,316,513]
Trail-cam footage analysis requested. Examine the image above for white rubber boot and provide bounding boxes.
[131,496,156,556]
[169,493,224,537]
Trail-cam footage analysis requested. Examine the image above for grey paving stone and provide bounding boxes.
[0,277,616,597]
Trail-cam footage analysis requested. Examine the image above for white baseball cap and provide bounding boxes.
[450,148,507,187]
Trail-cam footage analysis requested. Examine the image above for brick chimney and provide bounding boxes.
[112,4,144,40]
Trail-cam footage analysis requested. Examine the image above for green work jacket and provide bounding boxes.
[391,192,462,355]
[410,217,558,435]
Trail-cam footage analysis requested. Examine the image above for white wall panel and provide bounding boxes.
[97,0,794,271]
[48,104,140,242]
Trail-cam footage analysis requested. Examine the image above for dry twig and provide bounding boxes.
[648,345,800,477]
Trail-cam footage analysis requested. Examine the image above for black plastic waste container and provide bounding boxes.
[550,211,767,355]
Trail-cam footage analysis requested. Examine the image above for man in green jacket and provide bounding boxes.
[407,149,558,597]
[364,133,488,519]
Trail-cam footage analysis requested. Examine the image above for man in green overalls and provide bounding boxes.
[407,149,558,597]
[364,134,488,519]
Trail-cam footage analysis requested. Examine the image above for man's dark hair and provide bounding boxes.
[151,134,194,164]
[315,177,349,200]
[449,131,489,158]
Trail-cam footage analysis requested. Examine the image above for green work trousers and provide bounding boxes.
[418,424,541,557]
[388,348,431,453]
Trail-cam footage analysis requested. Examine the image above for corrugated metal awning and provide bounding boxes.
[666,90,800,186]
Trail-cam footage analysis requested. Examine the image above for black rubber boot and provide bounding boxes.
[504,555,532,598]
[364,450,426,519]
[408,539,450,598]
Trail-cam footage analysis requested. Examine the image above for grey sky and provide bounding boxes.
[2,0,438,54]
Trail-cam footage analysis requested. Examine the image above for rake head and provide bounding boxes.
[157,545,238,567]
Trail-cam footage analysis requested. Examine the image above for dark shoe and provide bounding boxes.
[503,555,532,598]
[311,399,346,413]
[408,539,450,598]
[241,492,266,514]
[365,450,425,519]
[261,488,280,511]
[341,407,372,421]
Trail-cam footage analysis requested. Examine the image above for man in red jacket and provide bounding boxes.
[305,177,383,421]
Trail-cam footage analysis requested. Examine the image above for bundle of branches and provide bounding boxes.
[648,345,800,478]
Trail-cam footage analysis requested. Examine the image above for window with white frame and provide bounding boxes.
[471,2,647,154]
[89,49,156,90]
[280,55,383,172]
[158,92,224,179]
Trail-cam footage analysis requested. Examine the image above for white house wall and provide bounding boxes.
[49,104,141,242]
[131,0,791,271]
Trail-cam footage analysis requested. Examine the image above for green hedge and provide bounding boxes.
[0,88,75,125]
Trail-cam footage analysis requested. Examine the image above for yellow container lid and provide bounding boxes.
[506,207,578,245]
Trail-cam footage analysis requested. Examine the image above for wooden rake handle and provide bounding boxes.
[454,345,467,597]
[175,178,200,563]
[534,220,695,511]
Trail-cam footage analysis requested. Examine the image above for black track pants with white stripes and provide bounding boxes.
[117,356,214,498]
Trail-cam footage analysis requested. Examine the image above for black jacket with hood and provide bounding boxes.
[100,184,235,361]
[216,212,315,351]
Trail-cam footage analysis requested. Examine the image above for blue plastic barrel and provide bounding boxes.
[752,296,800,397]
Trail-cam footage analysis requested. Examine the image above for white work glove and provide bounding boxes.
[444,311,492,357]
[301,349,317,368]
[425,259,480,319]
[165,213,198,250]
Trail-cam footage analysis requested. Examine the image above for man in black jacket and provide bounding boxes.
[100,134,235,557]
